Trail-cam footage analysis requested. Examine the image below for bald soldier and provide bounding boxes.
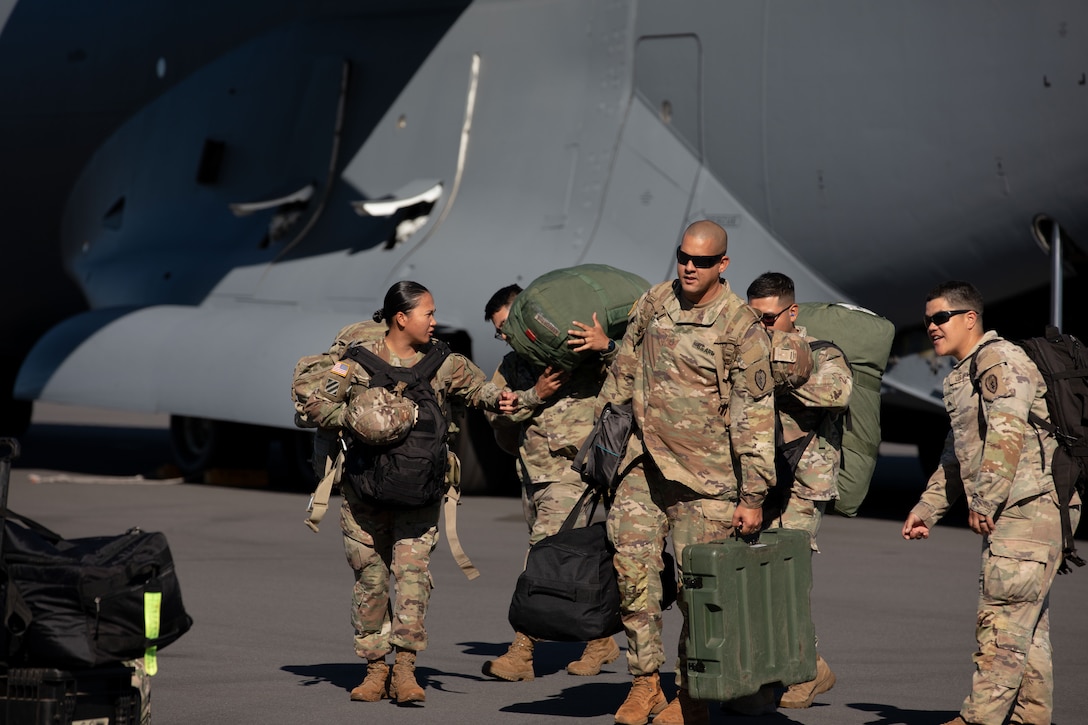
[598,220,777,725]
[902,280,1081,725]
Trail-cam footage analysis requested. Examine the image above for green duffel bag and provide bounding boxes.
[794,302,895,517]
[504,264,651,372]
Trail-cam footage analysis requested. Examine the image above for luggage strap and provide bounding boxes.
[443,481,479,580]
[304,435,346,533]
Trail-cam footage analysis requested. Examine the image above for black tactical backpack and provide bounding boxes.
[342,340,451,508]
[972,328,1087,572]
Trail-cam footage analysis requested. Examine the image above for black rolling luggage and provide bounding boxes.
[0,664,140,725]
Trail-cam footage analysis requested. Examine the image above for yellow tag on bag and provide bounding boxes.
[144,591,162,676]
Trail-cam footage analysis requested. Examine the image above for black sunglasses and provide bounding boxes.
[924,309,972,327]
[675,246,724,269]
[760,307,790,326]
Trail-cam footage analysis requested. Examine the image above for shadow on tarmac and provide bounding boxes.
[848,702,963,725]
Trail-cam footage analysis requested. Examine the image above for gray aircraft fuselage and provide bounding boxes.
[2,1,1086,479]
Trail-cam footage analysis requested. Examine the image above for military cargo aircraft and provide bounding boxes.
[2,1,1086,489]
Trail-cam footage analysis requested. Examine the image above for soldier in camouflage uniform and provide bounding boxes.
[299,281,524,705]
[732,271,853,714]
[599,220,777,725]
[480,285,621,682]
[902,280,1081,725]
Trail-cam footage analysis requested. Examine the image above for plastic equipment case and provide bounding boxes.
[682,528,817,701]
[0,665,140,725]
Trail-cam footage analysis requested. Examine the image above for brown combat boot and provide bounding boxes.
[779,654,835,708]
[567,636,621,676]
[349,660,389,702]
[482,631,535,681]
[654,687,710,725]
[389,649,425,703]
[614,671,667,725]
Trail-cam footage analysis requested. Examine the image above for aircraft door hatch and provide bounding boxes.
[633,34,701,158]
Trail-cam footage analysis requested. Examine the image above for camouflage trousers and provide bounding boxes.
[960,492,1079,725]
[522,465,589,547]
[607,457,736,685]
[340,490,440,661]
[765,492,826,552]
[127,657,151,724]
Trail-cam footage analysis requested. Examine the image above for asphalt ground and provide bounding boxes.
[3,404,1086,725]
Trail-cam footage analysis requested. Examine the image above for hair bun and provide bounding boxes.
[372,309,384,323]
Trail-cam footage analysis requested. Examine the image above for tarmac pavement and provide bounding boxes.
[3,405,1086,725]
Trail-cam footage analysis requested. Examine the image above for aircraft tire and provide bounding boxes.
[169,415,268,482]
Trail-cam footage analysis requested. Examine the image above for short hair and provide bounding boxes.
[747,271,796,303]
[484,284,522,321]
[373,280,430,325]
[925,280,984,317]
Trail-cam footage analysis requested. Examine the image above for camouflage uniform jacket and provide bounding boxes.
[303,321,519,431]
[912,330,1057,526]
[487,351,607,484]
[597,279,776,506]
[778,325,853,501]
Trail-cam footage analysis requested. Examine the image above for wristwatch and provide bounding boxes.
[603,339,616,355]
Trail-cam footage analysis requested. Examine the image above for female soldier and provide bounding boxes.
[327,281,528,704]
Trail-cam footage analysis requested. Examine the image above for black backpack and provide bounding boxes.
[342,340,452,509]
[971,328,1087,572]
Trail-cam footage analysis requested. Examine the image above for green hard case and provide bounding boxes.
[682,528,816,701]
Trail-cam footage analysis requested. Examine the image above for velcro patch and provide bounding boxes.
[979,364,1010,401]
[330,361,350,377]
[533,312,560,337]
[772,347,798,363]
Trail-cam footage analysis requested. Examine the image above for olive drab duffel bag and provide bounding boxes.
[504,264,651,372]
[794,302,895,517]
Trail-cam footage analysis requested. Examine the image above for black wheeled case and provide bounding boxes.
[682,528,816,701]
[0,664,140,725]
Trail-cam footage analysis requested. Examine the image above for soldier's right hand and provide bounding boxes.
[534,366,566,400]
[901,513,929,540]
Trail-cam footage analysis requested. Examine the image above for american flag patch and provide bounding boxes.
[330,361,350,377]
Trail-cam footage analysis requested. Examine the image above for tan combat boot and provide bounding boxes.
[349,659,389,702]
[567,636,621,676]
[779,654,835,708]
[389,649,425,703]
[654,687,710,725]
[614,671,667,725]
[482,631,535,681]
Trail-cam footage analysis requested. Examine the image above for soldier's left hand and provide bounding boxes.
[499,390,519,413]
[567,312,610,352]
[968,510,995,537]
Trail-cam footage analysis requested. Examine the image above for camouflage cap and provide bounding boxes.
[768,329,813,390]
[345,386,418,446]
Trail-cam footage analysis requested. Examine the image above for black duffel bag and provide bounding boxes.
[508,487,676,643]
[1,511,193,669]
